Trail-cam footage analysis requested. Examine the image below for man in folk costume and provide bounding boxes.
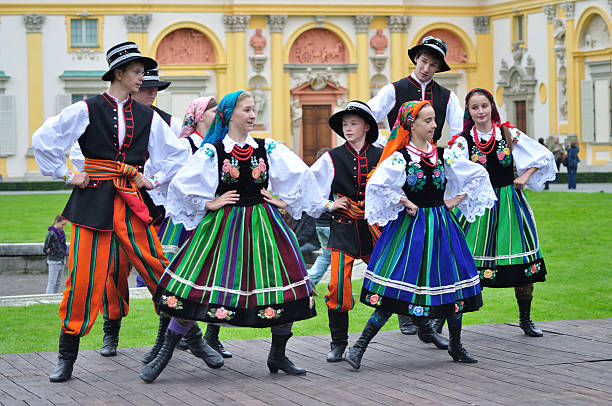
[368,35,463,337]
[32,41,201,382]
[310,101,382,362]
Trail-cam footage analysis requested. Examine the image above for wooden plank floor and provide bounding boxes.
[1,319,611,406]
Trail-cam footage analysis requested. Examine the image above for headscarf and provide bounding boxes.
[368,100,432,180]
[461,88,501,134]
[179,96,215,138]
[202,90,245,145]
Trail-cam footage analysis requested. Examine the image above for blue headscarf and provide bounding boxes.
[201,90,244,146]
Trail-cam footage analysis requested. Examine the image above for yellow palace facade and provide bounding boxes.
[0,0,611,178]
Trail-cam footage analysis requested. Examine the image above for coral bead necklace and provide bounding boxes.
[472,122,497,155]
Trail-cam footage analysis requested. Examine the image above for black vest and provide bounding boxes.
[152,105,172,127]
[214,138,269,207]
[387,76,450,143]
[327,142,382,257]
[399,147,447,208]
[462,131,515,188]
[62,94,154,230]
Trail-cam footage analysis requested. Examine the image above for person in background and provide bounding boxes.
[538,138,550,190]
[566,142,580,190]
[547,136,564,180]
[44,215,68,294]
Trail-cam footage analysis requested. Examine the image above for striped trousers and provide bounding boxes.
[59,195,168,337]
[325,250,370,312]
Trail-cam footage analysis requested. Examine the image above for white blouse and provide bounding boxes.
[447,125,558,192]
[365,142,496,226]
[165,135,323,230]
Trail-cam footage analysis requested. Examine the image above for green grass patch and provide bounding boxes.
[0,191,611,354]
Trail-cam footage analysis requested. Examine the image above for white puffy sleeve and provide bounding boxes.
[266,138,324,219]
[170,116,183,137]
[509,127,557,192]
[364,152,407,226]
[68,141,85,172]
[164,143,219,230]
[443,144,497,223]
[32,101,90,180]
[309,152,335,211]
[367,83,396,124]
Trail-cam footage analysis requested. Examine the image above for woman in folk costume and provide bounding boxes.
[142,96,233,365]
[140,90,320,383]
[344,100,497,370]
[451,88,556,337]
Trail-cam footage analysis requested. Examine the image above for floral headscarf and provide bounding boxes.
[369,100,432,180]
[462,88,501,134]
[179,96,215,138]
[202,90,245,146]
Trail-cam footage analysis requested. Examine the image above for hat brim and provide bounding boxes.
[139,80,171,91]
[328,109,379,144]
[101,56,158,81]
[408,44,451,73]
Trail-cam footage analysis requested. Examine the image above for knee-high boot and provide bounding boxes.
[344,321,382,370]
[100,317,121,357]
[141,314,171,364]
[49,330,80,382]
[267,333,306,375]
[139,329,182,383]
[204,324,232,358]
[183,323,224,369]
[517,297,543,337]
[397,314,417,335]
[327,310,349,362]
[447,322,477,363]
[413,316,449,349]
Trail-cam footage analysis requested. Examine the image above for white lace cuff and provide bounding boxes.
[525,162,557,192]
[365,184,405,226]
[147,183,169,207]
[282,170,327,220]
[453,177,497,223]
[165,194,209,231]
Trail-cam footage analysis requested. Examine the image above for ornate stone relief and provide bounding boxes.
[473,16,490,34]
[288,28,349,64]
[124,14,151,33]
[387,15,410,33]
[267,15,287,33]
[156,29,215,64]
[71,48,100,61]
[579,15,611,50]
[24,14,45,32]
[249,28,268,73]
[553,18,567,121]
[223,15,250,32]
[542,4,557,23]
[290,99,302,143]
[252,87,267,125]
[370,29,388,73]
[354,15,372,33]
[420,30,468,63]
[560,2,575,20]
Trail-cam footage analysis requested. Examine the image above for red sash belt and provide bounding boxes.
[335,194,382,244]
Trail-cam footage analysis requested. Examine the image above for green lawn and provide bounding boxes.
[0,190,611,354]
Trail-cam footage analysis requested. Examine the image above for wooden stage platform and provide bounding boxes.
[1,319,611,405]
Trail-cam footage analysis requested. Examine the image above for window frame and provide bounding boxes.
[66,16,103,52]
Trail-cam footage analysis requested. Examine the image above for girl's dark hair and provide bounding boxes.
[54,215,64,224]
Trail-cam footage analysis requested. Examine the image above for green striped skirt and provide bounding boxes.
[456,185,547,288]
[154,203,316,327]
[156,217,191,262]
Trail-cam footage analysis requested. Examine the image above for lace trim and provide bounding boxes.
[148,183,169,207]
[165,194,209,230]
[365,184,405,226]
[526,161,557,192]
[282,171,325,220]
[454,177,496,223]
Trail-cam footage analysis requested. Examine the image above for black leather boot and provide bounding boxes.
[49,330,80,382]
[397,314,417,335]
[447,324,477,363]
[413,316,449,349]
[139,329,182,383]
[431,317,445,334]
[267,333,306,375]
[183,323,224,369]
[518,298,543,337]
[345,321,381,370]
[142,314,171,363]
[327,310,348,362]
[100,318,121,357]
[204,324,232,358]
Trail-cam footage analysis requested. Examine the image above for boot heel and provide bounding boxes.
[268,364,279,373]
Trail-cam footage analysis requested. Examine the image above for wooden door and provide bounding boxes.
[514,100,527,133]
[301,104,332,165]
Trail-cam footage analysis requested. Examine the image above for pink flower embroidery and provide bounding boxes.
[258,158,266,172]
[252,168,261,179]
[478,155,487,164]
[222,159,231,173]
[531,264,537,274]
[166,296,178,308]
[416,172,424,178]
[264,307,276,319]
[369,294,379,305]
[230,167,240,179]
[215,307,228,319]
[433,170,441,177]
[455,303,460,313]
[497,151,506,160]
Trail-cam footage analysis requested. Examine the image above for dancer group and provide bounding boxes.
[32,37,557,383]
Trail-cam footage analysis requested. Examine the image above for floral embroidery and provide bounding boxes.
[309,297,315,308]
[390,153,406,167]
[161,295,183,310]
[407,304,430,317]
[480,268,497,280]
[471,137,512,167]
[525,263,542,277]
[258,307,283,319]
[406,161,427,191]
[266,140,280,154]
[250,157,268,183]
[454,301,465,313]
[431,160,445,190]
[365,293,382,306]
[207,306,235,320]
[203,145,215,159]
[220,157,240,184]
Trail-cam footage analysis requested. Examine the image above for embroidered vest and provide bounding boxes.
[399,147,447,208]
[463,131,515,188]
[328,143,382,202]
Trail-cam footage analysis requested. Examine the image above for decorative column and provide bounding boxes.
[124,14,152,55]
[354,15,372,102]
[544,5,559,136]
[223,15,250,91]
[560,1,576,137]
[387,15,410,82]
[24,14,45,173]
[267,15,288,143]
[473,16,492,91]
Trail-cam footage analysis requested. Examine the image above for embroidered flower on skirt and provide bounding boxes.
[161,295,184,310]
[407,304,430,317]
[454,301,465,313]
[480,268,497,279]
[524,263,542,277]
[207,306,235,320]
[365,293,382,306]
[259,307,284,319]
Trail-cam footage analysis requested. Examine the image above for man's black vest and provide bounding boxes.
[152,105,172,127]
[387,76,451,143]
[62,93,154,230]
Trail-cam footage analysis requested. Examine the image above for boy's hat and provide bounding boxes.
[328,100,379,144]
[408,36,451,72]
[139,69,171,91]
[102,41,157,81]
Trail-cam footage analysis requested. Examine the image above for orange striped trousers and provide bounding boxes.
[59,195,168,337]
[325,250,370,312]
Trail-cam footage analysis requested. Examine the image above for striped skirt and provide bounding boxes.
[456,185,547,288]
[361,207,482,318]
[154,203,316,327]
[157,217,192,262]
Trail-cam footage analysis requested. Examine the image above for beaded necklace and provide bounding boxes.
[406,142,438,167]
[472,122,496,155]
[231,144,254,161]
